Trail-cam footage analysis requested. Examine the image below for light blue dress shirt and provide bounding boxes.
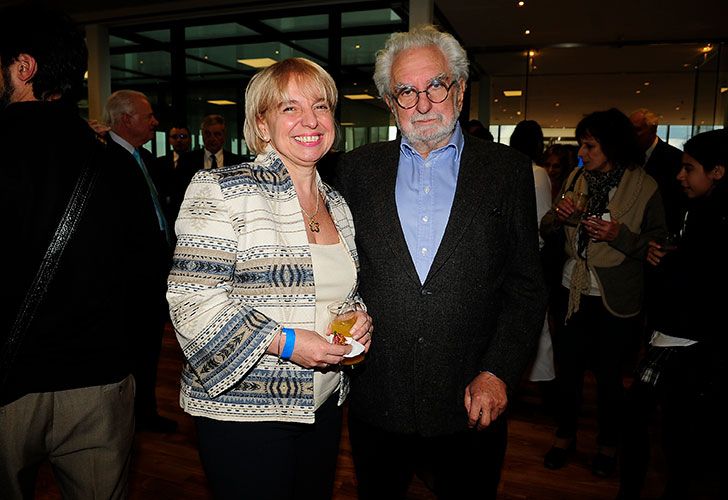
[395,123,464,283]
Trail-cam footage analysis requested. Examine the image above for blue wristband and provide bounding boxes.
[280,328,296,360]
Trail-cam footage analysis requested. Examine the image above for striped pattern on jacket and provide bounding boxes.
[167,148,359,423]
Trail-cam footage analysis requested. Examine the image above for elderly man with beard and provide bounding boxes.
[334,25,546,500]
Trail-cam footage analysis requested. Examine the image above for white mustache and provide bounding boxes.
[411,113,443,125]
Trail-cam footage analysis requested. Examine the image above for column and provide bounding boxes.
[85,24,111,122]
[409,0,434,28]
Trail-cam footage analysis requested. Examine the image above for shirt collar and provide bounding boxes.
[399,122,464,161]
[109,130,136,156]
[644,136,659,164]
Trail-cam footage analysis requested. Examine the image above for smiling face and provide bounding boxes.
[387,45,464,157]
[256,77,335,173]
[677,152,725,198]
[578,134,612,172]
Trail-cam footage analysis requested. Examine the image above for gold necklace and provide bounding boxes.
[300,192,321,233]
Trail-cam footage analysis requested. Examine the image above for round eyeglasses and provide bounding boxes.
[393,80,458,109]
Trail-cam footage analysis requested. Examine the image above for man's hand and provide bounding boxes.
[464,371,507,430]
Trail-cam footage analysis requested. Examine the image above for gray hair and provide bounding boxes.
[201,114,225,130]
[373,24,469,98]
[104,89,148,127]
[631,108,660,128]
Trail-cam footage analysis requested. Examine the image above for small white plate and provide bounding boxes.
[328,335,365,358]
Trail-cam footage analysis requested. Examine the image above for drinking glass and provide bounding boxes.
[565,191,589,225]
[327,300,365,366]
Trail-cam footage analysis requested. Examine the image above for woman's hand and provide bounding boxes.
[269,329,352,369]
[582,215,620,242]
[553,196,575,222]
[646,240,667,267]
[347,311,373,353]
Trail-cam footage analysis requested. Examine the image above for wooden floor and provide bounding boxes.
[36,324,666,499]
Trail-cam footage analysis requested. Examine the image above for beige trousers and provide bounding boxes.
[0,375,135,500]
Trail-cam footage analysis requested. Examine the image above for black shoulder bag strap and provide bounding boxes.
[0,142,102,390]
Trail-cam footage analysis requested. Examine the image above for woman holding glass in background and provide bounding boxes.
[540,108,666,478]
[167,58,372,500]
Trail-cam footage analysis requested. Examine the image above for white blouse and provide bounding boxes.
[310,241,357,410]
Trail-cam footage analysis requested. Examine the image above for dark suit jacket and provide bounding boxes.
[107,137,170,308]
[152,152,182,228]
[644,139,684,232]
[335,135,547,436]
[173,148,244,218]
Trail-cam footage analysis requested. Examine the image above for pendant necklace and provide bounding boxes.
[300,192,321,233]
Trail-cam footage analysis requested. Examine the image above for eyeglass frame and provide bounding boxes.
[390,76,460,110]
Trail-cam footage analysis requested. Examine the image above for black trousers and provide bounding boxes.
[194,395,342,500]
[552,288,640,448]
[620,345,721,499]
[349,413,507,500]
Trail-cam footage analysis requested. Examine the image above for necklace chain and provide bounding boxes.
[300,192,321,233]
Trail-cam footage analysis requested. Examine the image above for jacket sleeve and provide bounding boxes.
[610,189,667,259]
[480,157,548,391]
[166,170,280,398]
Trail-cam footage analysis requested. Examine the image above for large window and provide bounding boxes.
[109,6,406,157]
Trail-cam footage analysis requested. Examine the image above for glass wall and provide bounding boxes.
[108,5,406,157]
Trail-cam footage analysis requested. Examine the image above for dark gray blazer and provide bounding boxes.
[335,135,547,436]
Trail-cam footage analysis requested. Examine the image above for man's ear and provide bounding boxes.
[383,94,395,114]
[711,164,725,181]
[14,53,38,83]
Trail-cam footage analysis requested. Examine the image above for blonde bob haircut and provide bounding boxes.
[244,57,338,155]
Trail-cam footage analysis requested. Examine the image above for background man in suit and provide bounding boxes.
[0,7,152,497]
[154,125,191,228]
[174,114,243,216]
[105,90,177,433]
[335,25,546,500]
[629,108,684,232]
[178,114,243,171]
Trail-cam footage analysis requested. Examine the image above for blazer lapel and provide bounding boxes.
[424,137,485,285]
[369,140,421,286]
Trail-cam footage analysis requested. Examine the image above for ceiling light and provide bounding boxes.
[702,44,713,53]
[516,111,522,115]
[503,90,523,97]
[721,87,728,93]
[675,106,681,111]
[493,98,499,103]
[635,90,641,94]
[518,1,525,6]
[207,100,237,106]
[644,81,651,86]
[555,102,560,107]
[528,50,536,57]
[354,43,361,49]
[524,29,531,35]
[237,57,277,68]
[344,94,375,100]
[275,50,280,55]
[84,71,89,80]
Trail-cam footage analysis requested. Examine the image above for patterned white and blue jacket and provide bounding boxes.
[167,147,360,423]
